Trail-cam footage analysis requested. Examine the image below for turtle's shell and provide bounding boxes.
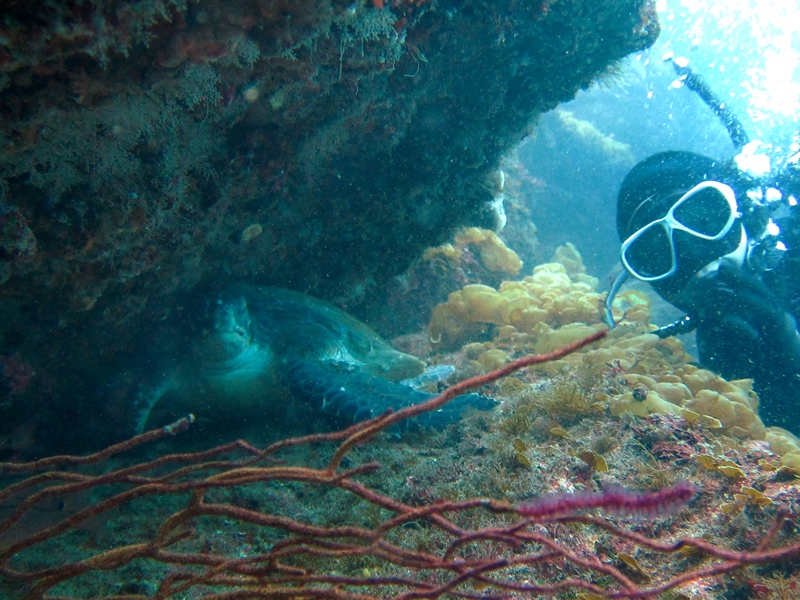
[138,285,428,432]
[221,285,426,382]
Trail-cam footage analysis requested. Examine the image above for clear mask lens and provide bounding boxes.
[672,185,735,236]
[623,224,674,279]
[621,181,738,282]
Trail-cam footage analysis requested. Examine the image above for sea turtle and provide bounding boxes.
[136,285,494,433]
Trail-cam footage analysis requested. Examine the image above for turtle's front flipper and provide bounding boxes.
[284,359,495,427]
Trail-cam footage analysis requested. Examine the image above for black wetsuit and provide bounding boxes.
[663,161,800,434]
[619,61,800,433]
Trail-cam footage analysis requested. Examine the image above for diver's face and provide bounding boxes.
[621,181,741,283]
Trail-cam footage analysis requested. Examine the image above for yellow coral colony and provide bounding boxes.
[453,227,523,274]
[765,428,800,470]
[428,242,800,460]
[607,360,766,440]
[429,242,602,351]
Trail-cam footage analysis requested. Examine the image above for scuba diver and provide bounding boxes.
[608,58,800,435]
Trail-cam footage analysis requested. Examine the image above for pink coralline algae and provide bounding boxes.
[0,354,34,396]
[0,208,36,260]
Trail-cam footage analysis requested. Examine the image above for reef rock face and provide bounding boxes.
[0,0,657,448]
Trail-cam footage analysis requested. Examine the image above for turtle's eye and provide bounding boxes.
[346,331,373,356]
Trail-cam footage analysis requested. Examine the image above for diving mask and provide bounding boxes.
[621,180,741,282]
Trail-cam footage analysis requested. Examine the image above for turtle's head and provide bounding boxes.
[214,295,251,337]
[193,295,254,366]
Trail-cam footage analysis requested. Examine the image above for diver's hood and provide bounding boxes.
[617,151,728,242]
[617,150,750,304]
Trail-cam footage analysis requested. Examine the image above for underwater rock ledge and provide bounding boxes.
[0,0,657,450]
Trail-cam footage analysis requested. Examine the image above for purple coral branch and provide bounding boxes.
[518,480,697,521]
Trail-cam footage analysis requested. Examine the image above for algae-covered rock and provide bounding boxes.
[555,110,637,169]
[0,0,660,450]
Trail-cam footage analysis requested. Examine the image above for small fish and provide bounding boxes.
[401,364,456,390]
